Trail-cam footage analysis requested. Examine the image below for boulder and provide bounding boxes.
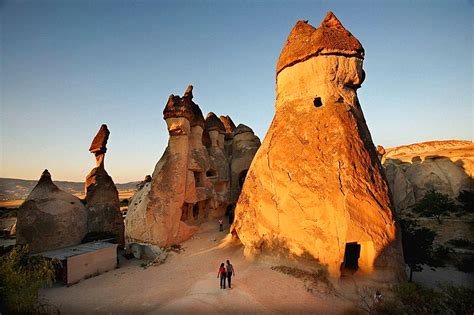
[16,170,88,253]
[232,12,404,280]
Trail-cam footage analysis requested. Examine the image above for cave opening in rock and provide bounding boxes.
[206,169,217,177]
[313,97,323,108]
[193,171,203,187]
[238,170,248,188]
[180,203,190,222]
[192,203,199,220]
[343,242,361,270]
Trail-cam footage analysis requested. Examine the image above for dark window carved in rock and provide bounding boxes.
[238,170,248,188]
[194,171,203,187]
[192,203,199,220]
[313,97,323,108]
[206,169,217,177]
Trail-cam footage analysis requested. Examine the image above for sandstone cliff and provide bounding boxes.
[16,170,88,253]
[381,140,473,210]
[232,12,404,280]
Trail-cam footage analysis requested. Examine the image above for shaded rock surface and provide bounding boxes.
[230,124,261,203]
[381,140,473,210]
[232,12,404,280]
[16,170,88,253]
[85,124,124,245]
[125,86,260,247]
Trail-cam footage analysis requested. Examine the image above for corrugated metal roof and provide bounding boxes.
[36,241,117,260]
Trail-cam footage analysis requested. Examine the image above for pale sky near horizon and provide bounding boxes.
[1,0,472,183]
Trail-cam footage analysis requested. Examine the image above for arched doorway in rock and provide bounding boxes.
[343,242,361,271]
[238,170,248,188]
[192,203,199,220]
[226,204,235,225]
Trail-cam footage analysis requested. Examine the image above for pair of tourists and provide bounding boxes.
[217,260,235,289]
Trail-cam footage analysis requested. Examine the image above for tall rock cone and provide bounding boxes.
[232,12,404,280]
[85,124,124,245]
[17,170,88,253]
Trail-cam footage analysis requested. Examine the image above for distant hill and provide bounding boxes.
[0,177,140,200]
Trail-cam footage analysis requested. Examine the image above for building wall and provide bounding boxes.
[66,245,117,285]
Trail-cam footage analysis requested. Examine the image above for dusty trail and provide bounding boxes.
[40,222,352,314]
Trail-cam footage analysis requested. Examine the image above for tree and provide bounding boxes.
[399,218,446,282]
[0,246,59,313]
[457,190,474,213]
[413,189,457,223]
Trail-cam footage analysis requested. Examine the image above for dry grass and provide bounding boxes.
[0,200,24,208]
[271,265,338,295]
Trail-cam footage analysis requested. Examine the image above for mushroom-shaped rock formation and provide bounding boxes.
[219,115,237,158]
[85,124,124,245]
[230,124,261,203]
[220,115,236,134]
[231,12,404,280]
[125,86,261,246]
[126,86,218,247]
[16,170,88,253]
[204,112,230,216]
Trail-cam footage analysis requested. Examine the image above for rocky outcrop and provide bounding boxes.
[125,86,259,247]
[232,12,404,280]
[16,170,88,253]
[381,140,473,211]
[230,124,261,203]
[85,124,124,245]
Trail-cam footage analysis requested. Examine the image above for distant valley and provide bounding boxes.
[0,177,139,201]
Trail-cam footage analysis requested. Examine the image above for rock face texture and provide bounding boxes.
[16,170,88,253]
[232,12,404,279]
[125,86,260,247]
[85,124,124,245]
[230,124,261,203]
[381,140,473,211]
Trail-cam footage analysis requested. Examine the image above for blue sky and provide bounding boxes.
[1,0,472,182]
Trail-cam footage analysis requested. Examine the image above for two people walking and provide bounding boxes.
[217,260,235,289]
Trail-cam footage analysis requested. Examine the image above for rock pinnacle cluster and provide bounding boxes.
[125,86,260,247]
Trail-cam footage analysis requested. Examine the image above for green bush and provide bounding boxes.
[0,207,18,218]
[373,282,474,315]
[413,189,458,223]
[457,190,474,213]
[448,238,474,250]
[454,255,474,273]
[0,246,59,313]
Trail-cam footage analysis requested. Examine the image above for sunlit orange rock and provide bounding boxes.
[125,86,261,247]
[232,12,404,280]
[383,140,474,210]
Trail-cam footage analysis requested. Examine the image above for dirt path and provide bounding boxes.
[40,222,353,314]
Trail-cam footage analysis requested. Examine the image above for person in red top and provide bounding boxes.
[217,262,227,289]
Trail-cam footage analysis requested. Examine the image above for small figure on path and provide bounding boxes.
[217,262,227,289]
[373,290,383,306]
[218,218,224,232]
[226,260,235,289]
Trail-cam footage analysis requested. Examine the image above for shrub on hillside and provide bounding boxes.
[374,283,474,315]
[0,246,59,313]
